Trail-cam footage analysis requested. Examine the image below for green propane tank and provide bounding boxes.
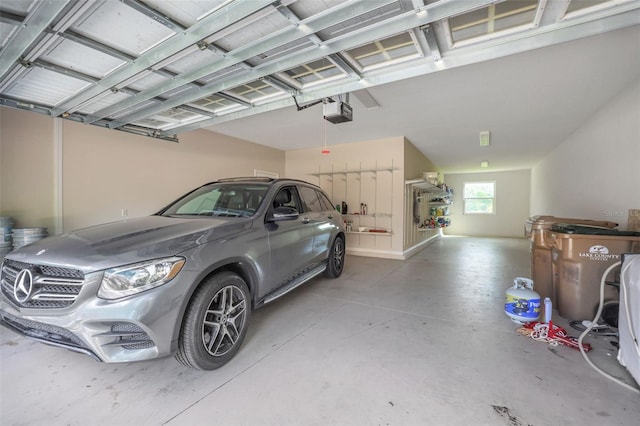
[504,277,541,324]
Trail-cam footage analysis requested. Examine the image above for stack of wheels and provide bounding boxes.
[11,227,48,250]
[0,217,14,259]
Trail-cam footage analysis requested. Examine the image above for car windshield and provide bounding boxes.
[160,183,269,218]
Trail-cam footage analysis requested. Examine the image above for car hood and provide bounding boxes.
[5,216,251,273]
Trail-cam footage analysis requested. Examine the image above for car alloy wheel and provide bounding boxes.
[202,284,248,357]
[324,236,345,278]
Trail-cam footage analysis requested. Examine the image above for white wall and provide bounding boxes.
[444,169,531,237]
[531,78,640,230]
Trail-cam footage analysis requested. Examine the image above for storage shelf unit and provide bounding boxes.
[406,179,453,230]
[313,162,397,237]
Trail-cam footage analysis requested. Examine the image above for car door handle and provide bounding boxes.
[302,217,310,224]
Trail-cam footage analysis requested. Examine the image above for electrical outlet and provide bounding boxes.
[121,208,128,217]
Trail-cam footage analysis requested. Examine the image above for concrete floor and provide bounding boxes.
[1,237,638,426]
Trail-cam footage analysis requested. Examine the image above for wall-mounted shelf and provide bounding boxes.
[312,167,398,177]
[315,162,396,251]
[405,179,449,196]
[345,213,392,218]
[347,229,392,236]
[407,178,453,230]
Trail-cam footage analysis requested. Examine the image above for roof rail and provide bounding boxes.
[216,177,274,182]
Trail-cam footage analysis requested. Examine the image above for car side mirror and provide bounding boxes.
[267,206,299,222]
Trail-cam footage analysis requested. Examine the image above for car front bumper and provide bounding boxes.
[0,269,196,363]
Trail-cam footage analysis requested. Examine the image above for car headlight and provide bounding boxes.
[98,256,186,300]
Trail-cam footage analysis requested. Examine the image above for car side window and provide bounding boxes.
[298,186,324,213]
[273,186,301,212]
[317,190,335,212]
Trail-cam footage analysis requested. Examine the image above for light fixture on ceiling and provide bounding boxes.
[479,130,491,147]
[480,160,489,168]
[353,89,380,109]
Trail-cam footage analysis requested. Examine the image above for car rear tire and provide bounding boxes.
[324,235,345,278]
[176,272,251,370]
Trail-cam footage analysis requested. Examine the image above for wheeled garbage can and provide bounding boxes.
[524,216,618,302]
[545,223,640,321]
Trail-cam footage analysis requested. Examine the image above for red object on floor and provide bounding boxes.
[524,321,592,352]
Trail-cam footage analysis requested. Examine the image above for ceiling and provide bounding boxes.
[1,0,639,173]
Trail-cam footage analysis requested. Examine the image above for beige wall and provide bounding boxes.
[0,108,55,230]
[403,139,439,182]
[0,106,285,232]
[444,169,531,237]
[403,138,441,251]
[286,137,405,258]
[285,137,441,258]
[531,78,640,230]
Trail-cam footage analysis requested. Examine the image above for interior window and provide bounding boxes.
[463,181,496,214]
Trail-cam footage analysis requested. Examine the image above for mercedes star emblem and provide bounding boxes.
[14,269,34,303]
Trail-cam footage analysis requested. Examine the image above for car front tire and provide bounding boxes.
[176,271,251,370]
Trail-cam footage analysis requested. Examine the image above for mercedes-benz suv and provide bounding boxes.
[0,177,345,370]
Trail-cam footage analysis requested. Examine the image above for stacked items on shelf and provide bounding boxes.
[418,183,453,230]
[420,216,451,229]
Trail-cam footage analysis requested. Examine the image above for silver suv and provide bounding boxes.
[0,178,345,370]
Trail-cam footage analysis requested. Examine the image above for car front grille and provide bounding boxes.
[1,259,84,308]
[0,310,88,349]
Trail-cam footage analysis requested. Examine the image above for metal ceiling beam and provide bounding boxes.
[421,24,442,61]
[0,10,24,25]
[0,1,96,93]
[179,104,217,118]
[83,0,395,124]
[30,59,98,83]
[165,8,640,134]
[23,1,100,63]
[58,29,136,62]
[0,96,53,115]
[261,75,298,95]
[329,53,362,80]
[216,92,252,107]
[120,0,186,32]
[0,95,179,142]
[114,0,497,130]
[0,0,71,81]
[50,0,277,117]
[58,28,211,96]
[274,2,324,46]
